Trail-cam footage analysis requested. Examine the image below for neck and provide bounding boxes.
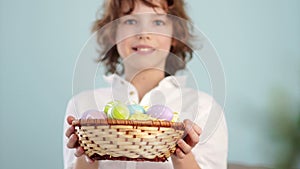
[124,68,165,101]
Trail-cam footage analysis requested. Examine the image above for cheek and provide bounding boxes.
[117,42,126,59]
[117,38,133,58]
[159,37,172,51]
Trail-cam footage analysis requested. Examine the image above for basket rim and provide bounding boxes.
[89,154,169,162]
[72,119,185,129]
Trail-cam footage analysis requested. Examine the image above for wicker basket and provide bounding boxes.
[72,119,185,162]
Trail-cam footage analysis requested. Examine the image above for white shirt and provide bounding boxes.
[63,74,228,169]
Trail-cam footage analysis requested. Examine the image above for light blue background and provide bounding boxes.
[0,0,299,169]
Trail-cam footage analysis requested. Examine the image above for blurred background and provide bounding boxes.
[0,0,299,168]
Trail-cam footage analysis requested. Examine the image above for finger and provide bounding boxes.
[183,119,195,135]
[192,123,202,136]
[183,119,200,147]
[177,139,192,154]
[74,146,85,157]
[175,147,185,159]
[67,116,75,125]
[186,128,200,147]
[65,126,75,138]
[67,134,78,148]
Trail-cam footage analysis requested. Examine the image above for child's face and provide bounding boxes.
[116,0,173,70]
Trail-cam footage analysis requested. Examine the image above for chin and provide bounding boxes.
[124,53,167,70]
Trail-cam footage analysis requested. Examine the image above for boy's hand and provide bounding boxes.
[65,116,94,164]
[174,119,202,159]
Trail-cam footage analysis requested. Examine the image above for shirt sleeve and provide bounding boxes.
[63,98,77,169]
[192,94,228,169]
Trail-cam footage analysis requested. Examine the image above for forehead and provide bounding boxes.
[121,0,167,15]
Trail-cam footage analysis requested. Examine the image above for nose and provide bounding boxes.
[137,34,150,40]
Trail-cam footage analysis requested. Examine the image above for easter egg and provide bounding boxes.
[81,109,107,119]
[127,104,145,115]
[146,104,174,121]
[104,100,121,115]
[111,103,130,120]
[129,112,155,120]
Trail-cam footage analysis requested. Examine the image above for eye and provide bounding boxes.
[153,20,165,26]
[124,19,137,25]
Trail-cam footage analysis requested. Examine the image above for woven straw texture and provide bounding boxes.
[73,119,185,162]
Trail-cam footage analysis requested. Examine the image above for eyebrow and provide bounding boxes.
[119,13,169,22]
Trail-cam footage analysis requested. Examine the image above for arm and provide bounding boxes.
[172,152,201,169]
[180,92,228,169]
[74,156,99,169]
[64,116,99,169]
[171,119,202,169]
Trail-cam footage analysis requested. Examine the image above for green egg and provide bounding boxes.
[111,103,130,120]
[104,100,121,115]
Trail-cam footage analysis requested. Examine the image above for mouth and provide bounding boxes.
[132,45,155,54]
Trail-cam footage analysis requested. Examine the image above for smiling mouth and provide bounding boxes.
[132,46,155,54]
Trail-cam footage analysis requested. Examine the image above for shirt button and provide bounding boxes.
[129,91,135,95]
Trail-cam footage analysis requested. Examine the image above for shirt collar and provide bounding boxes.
[103,73,187,89]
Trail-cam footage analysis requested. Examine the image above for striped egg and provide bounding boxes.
[81,109,107,119]
[104,100,121,115]
[110,103,130,120]
[146,105,173,121]
[127,104,145,115]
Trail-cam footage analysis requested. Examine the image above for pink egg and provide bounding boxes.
[81,109,107,119]
[146,105,173,121]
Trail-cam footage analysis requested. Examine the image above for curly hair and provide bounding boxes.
[92,0,194,76]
